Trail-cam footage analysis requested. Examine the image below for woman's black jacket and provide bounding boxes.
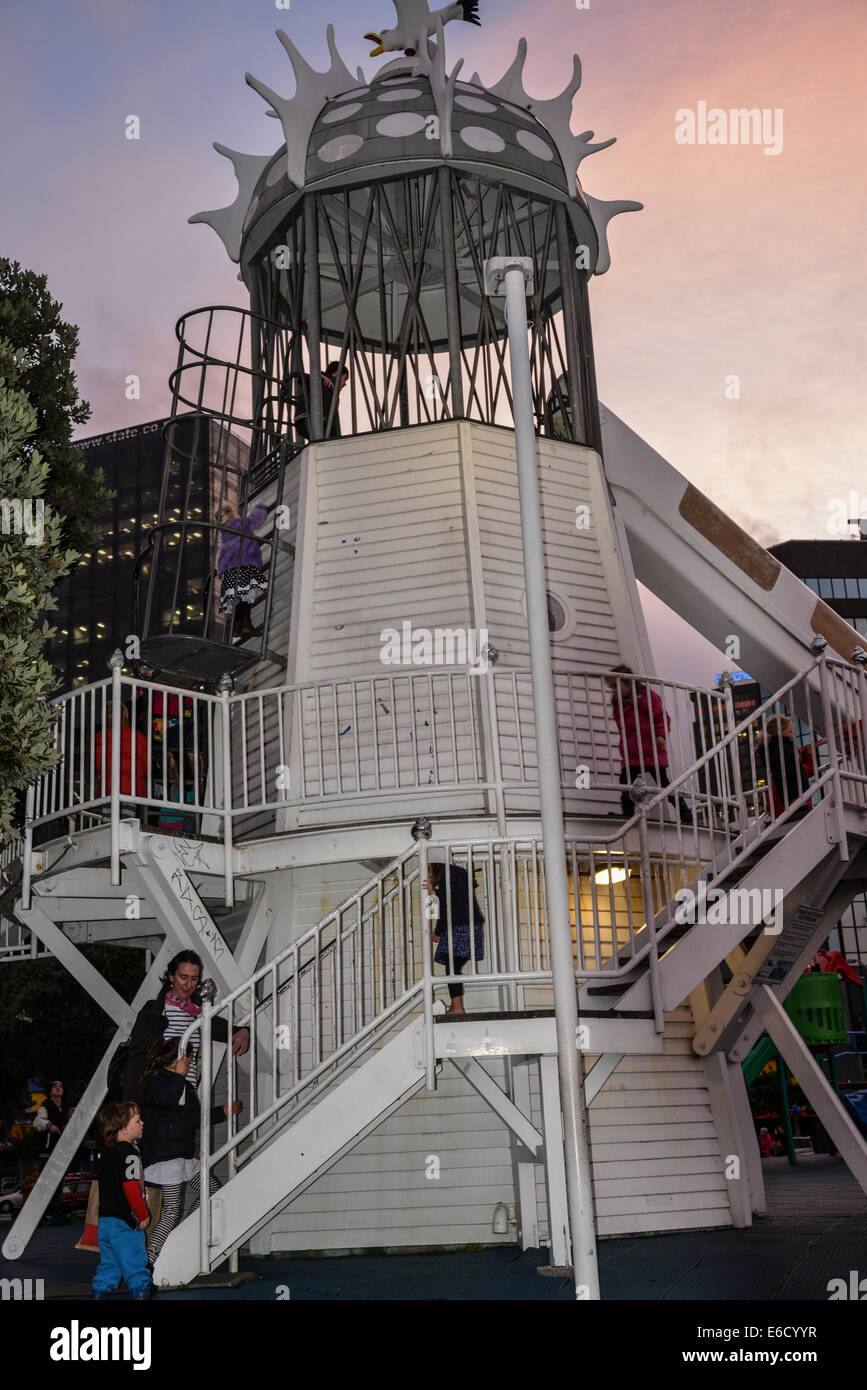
[139,1069,225,1167]
[123,991,243,1105]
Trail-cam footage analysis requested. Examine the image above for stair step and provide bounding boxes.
[434,1007,654,1021]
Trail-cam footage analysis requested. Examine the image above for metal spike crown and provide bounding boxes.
[190,22,642,275]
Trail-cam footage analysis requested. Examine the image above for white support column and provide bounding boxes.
[512,1061,540,1251]
[109,651,123,885]
[754,984,867,1194]
[128,840,245,996]
[539,1054,570,1269]
[235,882,274,975]
[690,977,764,1221]
[2,942,174,1261]
[701,1052,755,1228]
[484,255,599,1299]
[14,903,129,1024]
[218,674,235,908]
[728,1048,767,1217]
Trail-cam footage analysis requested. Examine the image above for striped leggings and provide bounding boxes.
[146,1173,210,1265]
[146,1183,187,1265]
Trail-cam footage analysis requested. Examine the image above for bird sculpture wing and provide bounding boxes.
[433,3,467,23]
[390,0,433,32]
[438,1,481,25]
[365,0,479,53]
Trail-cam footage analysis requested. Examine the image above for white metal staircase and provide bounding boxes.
[6,646,867,1275]
[144,653,867,1281]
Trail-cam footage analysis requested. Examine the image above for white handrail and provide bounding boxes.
[171,643,864,1271]
[15,667,734,847]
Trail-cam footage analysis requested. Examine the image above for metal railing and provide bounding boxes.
[14,665,731,887]
[153,644,867,1272]
[14,645,867,909]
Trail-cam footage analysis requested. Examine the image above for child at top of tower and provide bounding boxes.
[216,503,270,640]
[287,362,349,443]
[605,666,693,825]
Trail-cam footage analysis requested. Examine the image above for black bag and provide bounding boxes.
[105,1040,130,1102]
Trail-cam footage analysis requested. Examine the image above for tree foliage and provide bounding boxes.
[0,947,146,1132]
[0,263,113,836]
[0,259,110,553]
[0,340,79,834]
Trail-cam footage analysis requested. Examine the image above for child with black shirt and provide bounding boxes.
[92,1100,152,1300]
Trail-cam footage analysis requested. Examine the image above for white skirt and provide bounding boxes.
[144,1156,200,1187]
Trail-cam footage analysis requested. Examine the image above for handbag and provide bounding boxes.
[75,1183,163,1253]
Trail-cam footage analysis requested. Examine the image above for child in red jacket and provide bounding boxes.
[606,666,693,824]
[94,704,149,801]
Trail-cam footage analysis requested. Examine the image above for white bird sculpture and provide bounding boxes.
[365,0,480,57]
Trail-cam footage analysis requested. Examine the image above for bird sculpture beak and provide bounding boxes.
[364,32,384,56]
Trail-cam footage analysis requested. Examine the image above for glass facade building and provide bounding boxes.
[769,538,867,1081]
[46,417,247,693]
[770,538,867,641]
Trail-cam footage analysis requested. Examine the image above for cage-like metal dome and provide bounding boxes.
[241,70,580,262]
[136,22,640,684]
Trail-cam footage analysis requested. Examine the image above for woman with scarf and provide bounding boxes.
[123,951,250,1108]
[33,1080,71,1224]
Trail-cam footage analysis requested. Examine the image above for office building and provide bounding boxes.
[46,418,246,691]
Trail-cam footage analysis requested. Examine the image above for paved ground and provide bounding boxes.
[3,1154,866,1300]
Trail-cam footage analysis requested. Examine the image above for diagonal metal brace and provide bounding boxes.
[450,1056,543,1156]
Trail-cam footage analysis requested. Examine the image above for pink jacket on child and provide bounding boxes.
[611,685,670,768]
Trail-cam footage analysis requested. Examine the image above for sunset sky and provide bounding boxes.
[2,0,865,682]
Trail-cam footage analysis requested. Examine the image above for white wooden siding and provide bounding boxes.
[255,1059,517,1254]
[255,1013,733,1256]
[231,456,301,838]
[238,422,652,828]
[529,1008,732,1241]
[470,425,648,816]
[304,426,474,681]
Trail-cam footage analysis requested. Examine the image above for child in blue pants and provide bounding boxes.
[92,1100,151,1299]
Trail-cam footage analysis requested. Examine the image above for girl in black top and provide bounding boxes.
[424,862,485,1016]
[139,1037,240,1265]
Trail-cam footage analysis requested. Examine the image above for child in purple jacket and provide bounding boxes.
[216,504,269,638]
